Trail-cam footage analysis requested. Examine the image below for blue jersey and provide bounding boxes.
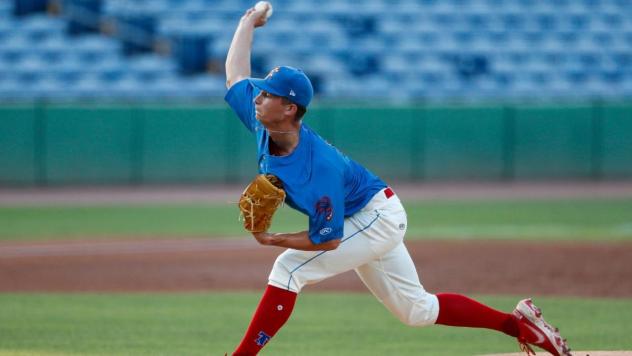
[225,79,386,244]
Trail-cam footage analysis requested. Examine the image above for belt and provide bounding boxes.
[384,187,394,199]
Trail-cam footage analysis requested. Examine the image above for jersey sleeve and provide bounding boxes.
[308,186,345,244]
[224,79,259,133]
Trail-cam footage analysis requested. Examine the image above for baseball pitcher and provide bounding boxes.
[224,3,572,355]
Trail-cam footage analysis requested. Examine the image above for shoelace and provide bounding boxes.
[518,338,536,356]
[518,330,573,356]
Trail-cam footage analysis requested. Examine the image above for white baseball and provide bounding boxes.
[254,1,273,20]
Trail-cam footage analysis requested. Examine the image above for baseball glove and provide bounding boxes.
[238,174,286,233]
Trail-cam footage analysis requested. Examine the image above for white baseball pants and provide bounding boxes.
[268,188,439,327]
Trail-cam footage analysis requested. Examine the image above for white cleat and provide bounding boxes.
[513,298,572,356]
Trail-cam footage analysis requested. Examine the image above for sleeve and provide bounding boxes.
[308,184,345,245]
[224,78,259,133]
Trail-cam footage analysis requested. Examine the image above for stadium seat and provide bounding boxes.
[0,0,631,101]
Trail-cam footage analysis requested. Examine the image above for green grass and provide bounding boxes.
[1,198,631,241]
[0,204,256,240]
[404,198,632,240]
[0,293,630,355]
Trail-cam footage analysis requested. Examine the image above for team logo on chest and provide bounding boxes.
[315,196,333,221]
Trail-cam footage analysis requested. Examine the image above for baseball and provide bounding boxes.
[254,1,273,19]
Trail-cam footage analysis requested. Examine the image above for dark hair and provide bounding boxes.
[281,97,307,121]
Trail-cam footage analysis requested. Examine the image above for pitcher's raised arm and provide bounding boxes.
[225,3,271,88]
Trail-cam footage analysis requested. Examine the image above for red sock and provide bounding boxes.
[435,293,519,337]
[232,285,297,356]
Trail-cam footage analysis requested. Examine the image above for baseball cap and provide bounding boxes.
[249,66,313,107]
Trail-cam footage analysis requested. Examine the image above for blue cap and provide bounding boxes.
[249,66,314,107]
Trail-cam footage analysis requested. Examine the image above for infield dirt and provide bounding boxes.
[2,181,631,296]
[1,238,631,297]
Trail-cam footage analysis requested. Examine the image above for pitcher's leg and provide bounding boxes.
[355,242,520,337]
[232,285,297,356]
[355,242,439,327]
[435,293,519,337]
[234,209,388,355]
[236,236,380,356]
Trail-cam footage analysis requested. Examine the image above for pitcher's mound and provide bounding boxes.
[482,352,632,356]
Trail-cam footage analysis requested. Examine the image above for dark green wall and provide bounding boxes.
[1,103,630,185]
[512,106,594,179]
[0,107,38,184]
[423,107,505,180]
[602,105,632,178]
[44,107,136,184]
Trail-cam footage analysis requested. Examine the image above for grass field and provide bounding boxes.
[1,198,632,241]
[1,197,631,355]
[0,293,631,356]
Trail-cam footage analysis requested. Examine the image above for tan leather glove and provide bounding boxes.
[238,174,286,232]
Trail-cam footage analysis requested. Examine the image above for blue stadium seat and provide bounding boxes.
[98,68,126,83]
[1,0,632,101]
[69,73,108,98]
[104,75,150,98]
[0,0,11,15]
[185,75,226,97]
[0,77,26,100]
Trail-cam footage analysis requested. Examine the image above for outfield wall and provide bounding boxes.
[1,103,631,185]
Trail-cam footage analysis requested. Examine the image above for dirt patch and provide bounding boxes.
[1,239,631,297]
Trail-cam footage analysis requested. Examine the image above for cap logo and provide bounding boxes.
[265,67,280,79]
[289,89,296,96]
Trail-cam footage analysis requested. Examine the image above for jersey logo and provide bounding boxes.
[315,196,333,221]
[319,227,332,236]
[265,67,280,79]
[255,331,271,346]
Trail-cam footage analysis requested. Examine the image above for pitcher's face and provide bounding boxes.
[254,90,295,126]
[255,90,298,127]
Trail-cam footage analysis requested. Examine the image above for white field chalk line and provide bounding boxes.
[0,238,258,259]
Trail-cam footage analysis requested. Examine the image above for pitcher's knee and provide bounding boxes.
[268,255,302,293]
[396,293,440,327]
